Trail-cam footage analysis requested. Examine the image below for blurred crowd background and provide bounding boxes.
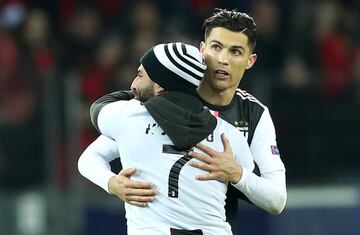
[0,0,359,234]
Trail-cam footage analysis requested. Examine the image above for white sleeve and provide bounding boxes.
[78,135,120,193]
[97,100,131,139]
[250,107,285,173]
[232,167,286,214]
[232,108,287,214]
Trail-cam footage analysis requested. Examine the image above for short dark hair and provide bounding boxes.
[202,8,257,52]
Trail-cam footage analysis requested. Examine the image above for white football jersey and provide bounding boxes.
[97,99,255,235]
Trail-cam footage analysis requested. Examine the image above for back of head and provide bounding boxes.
[203,8,257,52]
[140,42,206,95]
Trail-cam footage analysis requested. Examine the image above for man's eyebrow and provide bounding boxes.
[210,40,245,51]
[209,40,223,46]
[231,45,245,52]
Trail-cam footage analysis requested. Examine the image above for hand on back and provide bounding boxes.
[108,167,157,207]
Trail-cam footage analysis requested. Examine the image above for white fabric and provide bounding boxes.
[78,135,119,193]
[231,107,286,214]
[80,99,255,235]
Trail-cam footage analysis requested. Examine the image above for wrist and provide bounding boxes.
[108,176,117,194]
[230,165,243,184]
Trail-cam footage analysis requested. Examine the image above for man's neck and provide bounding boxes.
[197,83,236,106]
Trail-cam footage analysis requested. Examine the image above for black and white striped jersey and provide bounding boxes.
[198,89,266,146]
[197,88,285,225]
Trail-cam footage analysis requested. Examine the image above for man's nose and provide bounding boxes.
[130,77,139,90]
[218,50,229,65]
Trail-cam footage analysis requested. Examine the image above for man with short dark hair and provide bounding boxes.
[191,9,286,229]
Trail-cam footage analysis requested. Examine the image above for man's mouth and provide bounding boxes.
[214,69,230,80]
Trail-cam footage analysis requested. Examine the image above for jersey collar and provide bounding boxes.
[196,93,236,112]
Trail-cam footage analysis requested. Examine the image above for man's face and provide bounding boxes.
[200,27,257,93]
[131,64,156,102]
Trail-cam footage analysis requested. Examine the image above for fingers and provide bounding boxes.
[195,172,227,183]
[195,173,216,181]
[126,195,155,207]
[127,201,149,207]
[110,168,157,207]
[125,195,155,207]
[189,159,225,182]
[119,167,137,177]
[220,133,229,151]
[117,183,156,207]
[118,168,154,189]
[189,160,213,172]
[221,133,233,155]
[188,151,212,164]
[124,187,156,197]
[126,180,154,189]
[195,143,218,156]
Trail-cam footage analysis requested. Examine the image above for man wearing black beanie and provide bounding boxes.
[90,42,213,150]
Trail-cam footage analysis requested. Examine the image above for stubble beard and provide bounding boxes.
[133,84,156,102]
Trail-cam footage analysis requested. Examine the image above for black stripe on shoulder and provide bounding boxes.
[235,89,265,108]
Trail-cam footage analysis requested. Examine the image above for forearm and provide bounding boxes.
[90,90,135,132]
[232,168,287,215]
[78,136,119,193]
[78,150,116,193]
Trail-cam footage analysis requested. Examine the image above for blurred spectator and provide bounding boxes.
[245,0,285,103]
[0,30,44,189]
[0,0,26,29]
[21,9,55,77]
[74,34,125,161]
[314,0,352,101]
[60,4,101,71]
[351,48,360,101]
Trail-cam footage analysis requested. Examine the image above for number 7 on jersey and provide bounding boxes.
[162,145,193,198]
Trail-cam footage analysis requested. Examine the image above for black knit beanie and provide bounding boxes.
[140,42,206,95]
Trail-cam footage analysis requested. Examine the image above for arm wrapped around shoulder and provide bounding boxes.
[90,90,135,132]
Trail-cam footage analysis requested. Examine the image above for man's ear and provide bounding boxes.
[199,41,206,55]
[154,83,164,95]
[246,53,257,70]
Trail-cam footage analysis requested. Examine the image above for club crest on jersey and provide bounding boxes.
[270,145,280,155]
[234,120,249,140]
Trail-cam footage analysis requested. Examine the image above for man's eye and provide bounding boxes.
[232,50,241,56]
[211,45,221,50]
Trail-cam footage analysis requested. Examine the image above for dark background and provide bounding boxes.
[0,0,359,234]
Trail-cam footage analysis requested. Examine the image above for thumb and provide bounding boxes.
[221,133,231,153]
[119,167,136,177]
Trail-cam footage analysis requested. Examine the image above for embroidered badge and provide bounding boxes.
[271,145,280,155]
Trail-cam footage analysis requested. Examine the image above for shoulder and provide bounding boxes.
[106,99,142,109]
[233,88,268,121]
[100,99,146,120]
[234,89,267,110]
